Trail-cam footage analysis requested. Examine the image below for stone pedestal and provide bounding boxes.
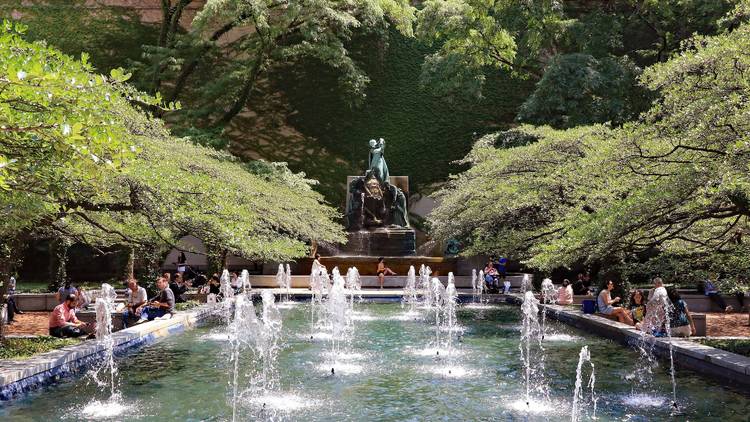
[341,228,416,256]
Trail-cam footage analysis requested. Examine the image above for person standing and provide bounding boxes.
[376,257,396,289]
[123,279,147,328]
[137,277,175,323]
[49,294,88,338]
[5,275,23,324]
[177,251,188,275]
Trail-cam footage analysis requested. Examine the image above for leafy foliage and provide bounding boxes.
[0,22,344,265]
[416,0,737,127]
[429,19,750,278]
[0,337,80,360]
[517,54,648,127]
[128,0,416,133]
[0,21,149,225]
[277,29,534,205]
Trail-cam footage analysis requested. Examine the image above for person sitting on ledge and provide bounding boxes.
[597,280,634,325]
[668,287,696,337]
[557,279,574,305]
[376,257,396,289]
[699,273,733,313]
[137,276,175,323]
[123,278,147,328]
[629,289,647,325]
[170,272,188,303]
[49,294,89,338]
[572,273,591,296]
[483,260,499,293]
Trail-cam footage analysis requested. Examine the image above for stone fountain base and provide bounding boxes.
[321,228,416,256]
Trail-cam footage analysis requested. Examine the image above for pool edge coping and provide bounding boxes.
[503,295,750,389]
[0,304,221,401]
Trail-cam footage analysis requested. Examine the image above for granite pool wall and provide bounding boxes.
[0,303,220,401]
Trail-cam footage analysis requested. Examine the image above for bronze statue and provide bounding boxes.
[347,139,409,230]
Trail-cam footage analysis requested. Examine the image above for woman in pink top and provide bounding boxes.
[557,279,574,305]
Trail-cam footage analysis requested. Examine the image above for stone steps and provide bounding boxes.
[249,274,528,289]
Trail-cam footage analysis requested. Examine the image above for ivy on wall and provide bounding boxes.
[0,0,157,73]
[274,29,535,206]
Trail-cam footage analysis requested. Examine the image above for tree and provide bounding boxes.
[415,0,736,127]
[429,16,750,273]
[129,0,416,135]
[517,53,646,127]
[0,22,346,339]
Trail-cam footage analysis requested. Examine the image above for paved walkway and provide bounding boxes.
[4,312,49,336]
[707,313,750,337]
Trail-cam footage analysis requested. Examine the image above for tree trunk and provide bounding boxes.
[167,20,239,104]
[123,246,135,281]
[0,234,28,341]
[213,56,265,128]
[47,238,70,292]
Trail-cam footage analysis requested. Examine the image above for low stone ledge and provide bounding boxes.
[507,294,750,389]
[0,303,220,401]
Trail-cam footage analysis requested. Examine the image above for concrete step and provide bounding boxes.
[249,274,528,288]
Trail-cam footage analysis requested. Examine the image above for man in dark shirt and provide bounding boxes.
[572,273,590,295]
[136,276,175,323]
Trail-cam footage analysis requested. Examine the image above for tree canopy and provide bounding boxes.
[128,0,416,139]
[416,0,736,128]
[0,21,344,265]
[429,15,750,277]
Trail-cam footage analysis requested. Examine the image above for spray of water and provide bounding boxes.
[430,278,445,347]
[540,278,557,340]
[519,291,547,408]
[403,266,418,310]
[444,273,459,359]
[91,283,119,399]
[345,266,362,307]
[571,345,597,422]
[327,270,350,369]
[227,289,283,421]
[284,263,292,301]
[239,269,251,295]
[631,286,679,413]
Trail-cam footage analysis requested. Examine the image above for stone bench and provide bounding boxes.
[591,312,706,336]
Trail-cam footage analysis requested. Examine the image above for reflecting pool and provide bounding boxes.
[1,303,748,421]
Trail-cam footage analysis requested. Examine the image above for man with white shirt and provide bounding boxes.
[123,278,147,328]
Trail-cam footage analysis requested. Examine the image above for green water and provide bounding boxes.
[1,303,748,421]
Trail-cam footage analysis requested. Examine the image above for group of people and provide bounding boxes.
[552,277,698,337]
[121,275,176,328]
[46,274,177,338]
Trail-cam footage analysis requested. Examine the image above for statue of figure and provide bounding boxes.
[387,182,409,228]
[368,138,389,184]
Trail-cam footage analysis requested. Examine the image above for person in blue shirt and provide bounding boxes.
[494,257,507,278]
[700,273,733,313]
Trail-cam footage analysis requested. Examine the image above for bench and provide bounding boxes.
[595,313,620,321]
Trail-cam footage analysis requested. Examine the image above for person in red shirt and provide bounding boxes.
[48,294,88,338]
